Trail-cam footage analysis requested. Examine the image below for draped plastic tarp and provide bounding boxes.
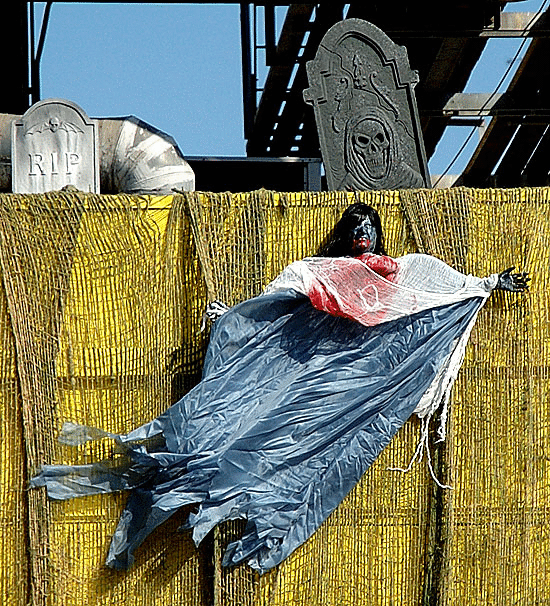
[0,188,548,606]
[32,252,493,572]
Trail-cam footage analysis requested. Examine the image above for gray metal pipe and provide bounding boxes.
[0,114,195,194]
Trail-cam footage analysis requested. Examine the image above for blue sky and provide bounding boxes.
[38,4,245,156]
[35,1,547,179]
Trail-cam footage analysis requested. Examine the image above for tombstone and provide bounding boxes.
[303,19,430,191]
[12,98,99,193]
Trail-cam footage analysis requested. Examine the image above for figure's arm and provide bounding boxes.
[495,267,530,292]
[360,253,399,281]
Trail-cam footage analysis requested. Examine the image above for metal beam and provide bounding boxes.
[459,8,550,186]
[418,36,489,158]
[480,11,549,37]
[30,1,53,104]
[440,93,503,116]
[382,13,550,38]
[268,3,345,156]
[420,92,550,119]
[264,3,277,65]
[2,3,30,113]
[492,123,548,186]
[246,4,315,155]
[522,127,550,185]
[240,3,255,139]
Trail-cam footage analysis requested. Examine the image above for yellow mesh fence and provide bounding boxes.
[0,188,547,605]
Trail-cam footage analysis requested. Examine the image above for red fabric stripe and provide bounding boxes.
[307,255,398,325]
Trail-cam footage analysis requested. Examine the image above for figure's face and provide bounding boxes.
[351,217,377,254]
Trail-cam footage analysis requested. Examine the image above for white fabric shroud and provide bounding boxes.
[265,253,496,328]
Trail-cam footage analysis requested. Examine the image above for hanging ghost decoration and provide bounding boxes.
[32,203,529,574]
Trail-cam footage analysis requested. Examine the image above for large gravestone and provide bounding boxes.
[303,19,430,191]
[12,99,99,193]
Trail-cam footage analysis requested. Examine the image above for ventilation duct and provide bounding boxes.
[0,114,195,194]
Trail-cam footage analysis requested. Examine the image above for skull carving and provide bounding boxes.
[351,118,390,179]
[48,116,61,132]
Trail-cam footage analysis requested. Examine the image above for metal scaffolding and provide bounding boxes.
[4,1,550,188]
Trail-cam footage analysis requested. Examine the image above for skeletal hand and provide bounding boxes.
[200,300,230,331]
[496,267,530,292]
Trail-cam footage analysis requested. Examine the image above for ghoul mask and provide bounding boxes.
[351,217,378,254]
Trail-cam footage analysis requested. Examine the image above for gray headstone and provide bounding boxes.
[12,98,99,193]
[303,19,430,191]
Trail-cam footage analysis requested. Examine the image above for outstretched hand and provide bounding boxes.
[200,300,230,331]
[496,267,530,292]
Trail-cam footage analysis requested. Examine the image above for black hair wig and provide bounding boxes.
[317,203,386,257]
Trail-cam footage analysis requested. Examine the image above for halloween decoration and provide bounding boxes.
[31,204,528,574]
[303,19,430,191]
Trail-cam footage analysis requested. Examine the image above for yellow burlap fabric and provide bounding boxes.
[0,188,547,606]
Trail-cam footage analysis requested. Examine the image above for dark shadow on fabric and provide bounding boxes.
[92,505,213,604]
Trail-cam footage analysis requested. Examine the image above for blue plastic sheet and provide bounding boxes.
[33,289,485,573]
